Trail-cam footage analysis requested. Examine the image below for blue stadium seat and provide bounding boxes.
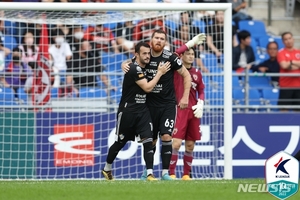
[233,88,262,105]
[248,75,272,89]
[110,87,122,104]
[51,87,59,98]
[274,38,284,50]
[205,86,224,106]
[201,53,221,73]
[238,20,267,39]
[79,87,107,98]
[261,88,279,105]
[119,0,133,2]
[105,53,128,72]
[0,87,15,100]
[17,88,28,104]
[165,20,178,35]
[192,20,206,33]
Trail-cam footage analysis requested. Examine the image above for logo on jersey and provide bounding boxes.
[177,59,182,65]
[296,53,300,59]
[136,66,142,72]
[193,74,198,81]
[172,128,178,135]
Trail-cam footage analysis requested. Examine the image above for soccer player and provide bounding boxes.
[169,48,205,180]
[122,30,206,180]
[102,42,171,181]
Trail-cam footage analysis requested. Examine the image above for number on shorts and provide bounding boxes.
[164,119,174,128]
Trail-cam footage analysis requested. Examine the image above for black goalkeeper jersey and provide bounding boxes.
[146,49,183,107]
[118,62,148,113]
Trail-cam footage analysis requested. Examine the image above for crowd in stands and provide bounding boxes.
[0,0,299,111]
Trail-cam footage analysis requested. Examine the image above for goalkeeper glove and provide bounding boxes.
[185,33,206,49]
[192,99,204,118]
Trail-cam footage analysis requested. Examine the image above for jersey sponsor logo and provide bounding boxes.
[163,49,172,56]
[138,74,144,78]
[49,124,99,167]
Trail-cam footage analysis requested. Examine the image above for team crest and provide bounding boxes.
[136,66,142,72]
[296,53,300,59]
[193,74,198,81]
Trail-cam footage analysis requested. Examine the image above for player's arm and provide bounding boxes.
[175,33,206,55]
[121,59,133,73]
[192,71,205,118]
[136,62,171,93]
[176,66,191,109]
[277,52,300,70]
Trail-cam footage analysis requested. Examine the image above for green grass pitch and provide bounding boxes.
[0,179,299,200]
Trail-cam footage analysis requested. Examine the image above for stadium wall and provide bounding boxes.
[0,112,299,179]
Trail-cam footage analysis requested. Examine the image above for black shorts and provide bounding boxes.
[278,88,300,107]
[148,104,177,141]
[115,110,153,142]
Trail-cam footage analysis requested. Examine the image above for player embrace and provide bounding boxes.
[169,48,205,180]
[102,42,170,181]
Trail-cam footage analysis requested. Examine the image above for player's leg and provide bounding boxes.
[137,111,157,181]
[102,139,128,180]
[159,104,177,180]
[182,109,201,180]
[102,112,132,180]
[169,108,188,178]
[140,106,160,180]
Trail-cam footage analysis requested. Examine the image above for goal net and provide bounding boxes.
[0,3,232,180]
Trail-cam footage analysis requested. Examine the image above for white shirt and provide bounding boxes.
[48,42,72,71]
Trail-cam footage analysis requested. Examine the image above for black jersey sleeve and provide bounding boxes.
[128,63,146,81]
[169,53,183,71]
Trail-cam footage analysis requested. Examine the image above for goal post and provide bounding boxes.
[0,2,232,180]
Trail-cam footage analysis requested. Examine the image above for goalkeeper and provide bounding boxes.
[169,48,205,180]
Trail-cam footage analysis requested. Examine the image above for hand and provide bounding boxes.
[179,96,188,109]
[192,99,204,118]
[186,33,206,48]
[121,60,131,73]
[215,50,222,57]
[258,67,268,73]
[157,62,171,75]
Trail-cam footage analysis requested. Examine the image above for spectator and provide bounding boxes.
[0,36,11,87]
[133,17,165,43]
[84,24,119,53]
[66,40,115,95]
[232,30,255,71]
[115,21,135,55]
[172,24,208,72]
[227,0,252,27]
[49,28,72,87]
[276,32,300,112]
[18,32,39,64]
[69,25,84,53]
[2,47,32,92]
[205,11,224,59]
[252,41,280,87]
[177,12,200,40]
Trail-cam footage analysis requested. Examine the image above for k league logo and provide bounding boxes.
[265,151,299,200]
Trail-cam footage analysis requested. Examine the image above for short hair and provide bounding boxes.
[267,41,278,49]
[135,41,150,54]
[237,30,251,42]
[281,32,293,40]
[12,47,22,53]
[151,29,167,40]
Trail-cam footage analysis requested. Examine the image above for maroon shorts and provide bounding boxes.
[172,108,201,141]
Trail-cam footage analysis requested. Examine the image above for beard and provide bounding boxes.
[151,41,164,52]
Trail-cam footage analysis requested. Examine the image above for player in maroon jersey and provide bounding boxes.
[169,48,205,180]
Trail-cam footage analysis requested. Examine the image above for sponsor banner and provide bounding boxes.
[0,112,35,179]
[36,112,300,179]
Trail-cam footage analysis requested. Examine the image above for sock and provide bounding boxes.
[169,148,179,175]
[294,149,300,161]
[147,169,153,176]
[143,139,154,173]
[161,140,172,174]
[104,163,112,171]
[183,151,193,176]
[106,141,126,165]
